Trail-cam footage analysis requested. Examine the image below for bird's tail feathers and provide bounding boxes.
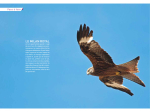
[120,56,140,73]
[122,73,145,87]
[120,56,145,87]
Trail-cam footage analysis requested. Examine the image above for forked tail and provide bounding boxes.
[122,73,145,87]
[120,56,140,73]
[120,56,145,87]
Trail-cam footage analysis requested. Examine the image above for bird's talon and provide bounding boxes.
[116,71,120,75]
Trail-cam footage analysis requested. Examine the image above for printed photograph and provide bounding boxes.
[0,4,149,108]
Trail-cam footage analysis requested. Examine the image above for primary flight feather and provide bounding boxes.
[77,24,145,96]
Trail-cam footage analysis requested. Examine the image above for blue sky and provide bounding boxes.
[0,4,149,108]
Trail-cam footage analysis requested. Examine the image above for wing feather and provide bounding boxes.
[105,82,133,96]
[99,76,133,96]
[77,24,115,70]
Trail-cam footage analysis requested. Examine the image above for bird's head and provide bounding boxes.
[86,67,94,75]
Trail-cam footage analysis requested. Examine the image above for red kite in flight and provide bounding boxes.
[77,24,145,96]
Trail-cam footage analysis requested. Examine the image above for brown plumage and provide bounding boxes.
[77,24,145,96]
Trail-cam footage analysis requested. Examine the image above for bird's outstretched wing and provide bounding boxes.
[77,24,115,71]
[99,76,133,96]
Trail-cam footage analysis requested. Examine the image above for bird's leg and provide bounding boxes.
[116,71,121,75]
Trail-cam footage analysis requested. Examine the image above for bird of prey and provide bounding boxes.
[77,24,145,96]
